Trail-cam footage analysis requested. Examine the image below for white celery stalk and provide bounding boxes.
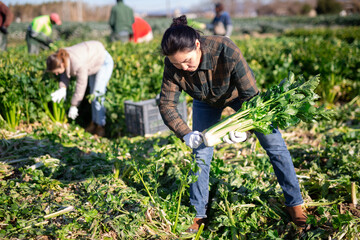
[202,103,258,147]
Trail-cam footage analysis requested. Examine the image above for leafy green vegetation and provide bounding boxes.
[2,27,359,136]
[0,24,359,239]
[203,72,332,146]
[0,97,358,239]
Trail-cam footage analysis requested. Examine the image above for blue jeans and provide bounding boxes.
[110,31,130,43]
[88,51,114,126]
[0,32,7,51]
[190,99,303,218]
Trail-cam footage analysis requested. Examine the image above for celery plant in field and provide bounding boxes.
[0,80,22,130]
[43,100,67,124]
[38,85,68,124]
[0,88,21,130]
[203,72,333,146]
[1,102,21,130]
[171,138,199,233]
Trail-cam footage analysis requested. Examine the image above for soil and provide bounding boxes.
[340,203,360,218]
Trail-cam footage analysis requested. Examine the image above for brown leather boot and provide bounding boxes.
[286,205,307,227]
[185,217,207,233]
[94,125,105,137]
[85,121,97,134]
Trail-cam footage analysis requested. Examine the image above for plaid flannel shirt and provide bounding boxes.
[159,35,259,139]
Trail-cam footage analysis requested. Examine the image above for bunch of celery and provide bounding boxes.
[203,72,332,146]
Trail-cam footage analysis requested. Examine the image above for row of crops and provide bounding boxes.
[7,14,360,42]
[1,26,359,137]
[0,21,359,239]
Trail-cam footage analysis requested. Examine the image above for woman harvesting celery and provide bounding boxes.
[158,15,307,233]
[46,41,114,137]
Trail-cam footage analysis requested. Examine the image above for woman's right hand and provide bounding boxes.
[51,88,66,103]
[183,131,203,149]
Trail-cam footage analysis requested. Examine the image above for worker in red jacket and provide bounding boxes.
[0,1,13,51]
[131,16,153,43]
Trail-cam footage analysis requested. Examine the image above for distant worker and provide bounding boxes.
[109,0,135,43]
[0,1,14,51]
[208,3,233,37]
[46,41,114,137]
[131,16,153,43]
[26,13,62,54]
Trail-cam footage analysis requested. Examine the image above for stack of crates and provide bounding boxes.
[124,98,187,136]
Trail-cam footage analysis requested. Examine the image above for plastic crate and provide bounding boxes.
[124,98,187,136]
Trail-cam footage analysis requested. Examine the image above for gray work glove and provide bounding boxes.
[223,131,247,144]
[183,131,203,149]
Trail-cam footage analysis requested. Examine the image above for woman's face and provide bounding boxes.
[168,39,202,72]
[52,63,65,76]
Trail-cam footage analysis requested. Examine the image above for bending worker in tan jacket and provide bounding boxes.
[46,41,114,136]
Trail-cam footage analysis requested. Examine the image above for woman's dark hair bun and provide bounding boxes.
[171,15,187,27]
[161,14,204,56]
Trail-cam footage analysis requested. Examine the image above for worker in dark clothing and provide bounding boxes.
[109,0,135,43]
[0,1,14,51]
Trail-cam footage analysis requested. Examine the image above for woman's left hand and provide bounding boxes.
[68,106,79,120]
[223,131,247,144]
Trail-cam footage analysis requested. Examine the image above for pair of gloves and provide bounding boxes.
[0,26,8,34]
[183,130,247,149]
[50,88,78,120]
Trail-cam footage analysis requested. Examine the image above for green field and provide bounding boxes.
[1,15,359,239]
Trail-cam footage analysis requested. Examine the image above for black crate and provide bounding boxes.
[124,98,187,136]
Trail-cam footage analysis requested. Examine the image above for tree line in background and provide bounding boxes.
[9,1,112,23]
[256,0,359,16]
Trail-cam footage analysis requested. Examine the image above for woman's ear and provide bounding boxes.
[195,39,200,50]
